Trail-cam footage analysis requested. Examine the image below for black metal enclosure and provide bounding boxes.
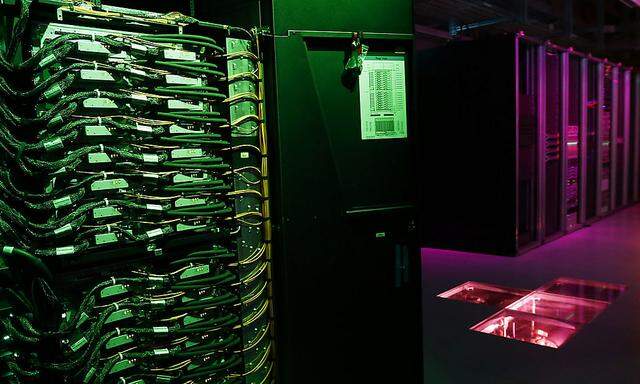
[202,1,424,383]
[264,2,422,383]
[417,37,518,256]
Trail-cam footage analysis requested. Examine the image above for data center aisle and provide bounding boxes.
[422,205,640,384]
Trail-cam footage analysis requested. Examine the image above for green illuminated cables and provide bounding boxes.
[152,60,226,78]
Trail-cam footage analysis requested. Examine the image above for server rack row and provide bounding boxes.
[418,34,640,256]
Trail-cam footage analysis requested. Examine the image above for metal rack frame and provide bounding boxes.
[634,73,640,202]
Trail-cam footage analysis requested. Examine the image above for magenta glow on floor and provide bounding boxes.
[422,205,640,383]
[438,277,627,348]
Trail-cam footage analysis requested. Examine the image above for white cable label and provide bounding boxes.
[54,224,73,236]
[146,228,164,238]
[142,154,159,163]
[130,93,148,102]
[55,246,75,256]
[131,43,148,52]
[53,195,73,209]
[129,67,147,76]
[166,74,201,85]
[135,123,153,133]
[163,49,196,61]
[43,137,64,152]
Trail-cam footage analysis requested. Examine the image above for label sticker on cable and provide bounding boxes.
[53,195,73,209]
[169,124,203,134]
[77,40,109,55]
[83,98,118,109]
[130,93,148,102]
[80,69,115,82]
[43,137,63,152]
[146,228,164,238]
[143,154,159,163]
[171,148,204,159]
[54,224,73,236]
[166,74,201,85]
[55,246,75,256]
[130,43,148,52]
[163,49,197,61]
[128,67,147,76]
[136,123,153,133]
[167,99,202,110]
[146,204,163,211]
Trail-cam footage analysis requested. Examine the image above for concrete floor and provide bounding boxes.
[422,204,640,384]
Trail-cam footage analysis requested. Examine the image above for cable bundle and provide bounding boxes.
[0,2,272,383]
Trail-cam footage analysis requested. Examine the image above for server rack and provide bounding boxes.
[263,3,422,382]
[633,73,640,202]
[0,1,275,382]
[616,68,632,208]
[585,58,602,222]
[418,34,639,256]
[519,38,542,252]
[541,44,565,240]
[567,51,586,232]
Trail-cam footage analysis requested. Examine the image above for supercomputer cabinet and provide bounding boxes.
[202,1,423,383]
[263,3,422,383]
[0,1,274,383]
[585,57,602,222]
[599,62,616,215]
[599,63,634,214]
[633,73,640,202]
[566,51,587,232]
[416,34,633,256]
[542,44,566,241]
[615,68,632,209]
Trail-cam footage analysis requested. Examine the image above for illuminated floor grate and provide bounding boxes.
[471,309,578,349]
[437,281,531,307]
[438,277,627,348]
[537,277,627,303]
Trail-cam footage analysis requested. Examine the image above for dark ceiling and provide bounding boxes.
[415,0,640,65]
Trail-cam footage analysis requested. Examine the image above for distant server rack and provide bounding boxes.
[417,34,639,256]
[629,73,640,203]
